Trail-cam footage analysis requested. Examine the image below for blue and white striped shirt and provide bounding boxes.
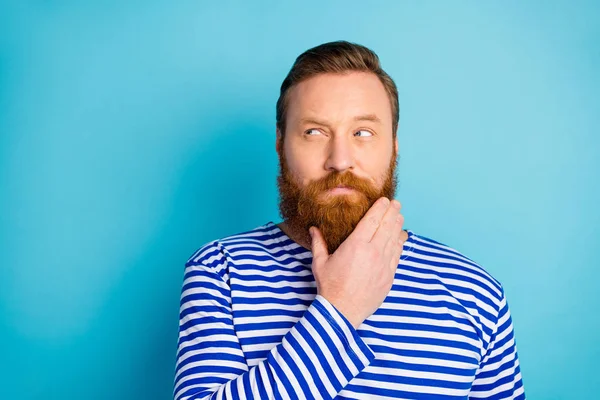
[174,222,525,399]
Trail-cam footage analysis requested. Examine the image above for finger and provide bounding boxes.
[389,228,407,274]
[350,197,391,243]
[383,212,404,261]
[371,199,402,248]
[309,226,329,265]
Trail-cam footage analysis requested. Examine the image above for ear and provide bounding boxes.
[394,137,399,155]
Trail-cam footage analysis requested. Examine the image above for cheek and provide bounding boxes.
[294,165,323,187]
[365,158,395,189]
[285,145,325,186]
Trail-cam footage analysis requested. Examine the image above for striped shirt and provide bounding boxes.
[174,222,525,399]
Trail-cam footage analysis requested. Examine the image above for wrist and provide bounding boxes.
[320,294,363,329]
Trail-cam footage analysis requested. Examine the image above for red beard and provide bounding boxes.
[277,149,397,254]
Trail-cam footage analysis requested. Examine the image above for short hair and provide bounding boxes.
[276,40,399,138]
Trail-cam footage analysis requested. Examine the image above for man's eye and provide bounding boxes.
[355,130,373,137]
[305,128,322,136]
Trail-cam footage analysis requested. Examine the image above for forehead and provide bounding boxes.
[286,71,392,126]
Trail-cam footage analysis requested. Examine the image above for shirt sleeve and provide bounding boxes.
[469,288,526,399]
[173,260,376,400]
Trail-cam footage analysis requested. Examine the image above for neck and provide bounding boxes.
[276,221,312,251]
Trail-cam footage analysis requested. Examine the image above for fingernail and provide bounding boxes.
[382,198,390,206]
[392,200,400,209]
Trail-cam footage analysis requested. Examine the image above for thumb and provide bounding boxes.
[309,226,329,263]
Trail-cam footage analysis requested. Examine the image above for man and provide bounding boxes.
[174,41,525,400]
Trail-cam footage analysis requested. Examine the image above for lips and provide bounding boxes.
[327,185,356,194]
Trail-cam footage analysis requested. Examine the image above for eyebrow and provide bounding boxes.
[299,114,382,127]
[354,114,382,123]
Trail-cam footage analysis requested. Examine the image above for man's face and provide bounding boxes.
[276,71,399,254]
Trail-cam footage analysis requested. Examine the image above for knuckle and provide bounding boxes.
[370,246,382,261]
[379,218,389,230]
[368,215,379,227]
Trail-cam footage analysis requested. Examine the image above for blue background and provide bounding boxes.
[1,1,598,399]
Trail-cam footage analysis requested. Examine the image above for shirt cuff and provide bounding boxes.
[310,294,376,373]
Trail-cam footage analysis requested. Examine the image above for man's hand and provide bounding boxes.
[310,197,408,329]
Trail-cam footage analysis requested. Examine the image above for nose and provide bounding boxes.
[324,135,354,172]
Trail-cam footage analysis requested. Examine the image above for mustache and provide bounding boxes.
[307,171,377,194]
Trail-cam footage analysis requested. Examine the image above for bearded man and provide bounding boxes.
[173,41,525,400]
